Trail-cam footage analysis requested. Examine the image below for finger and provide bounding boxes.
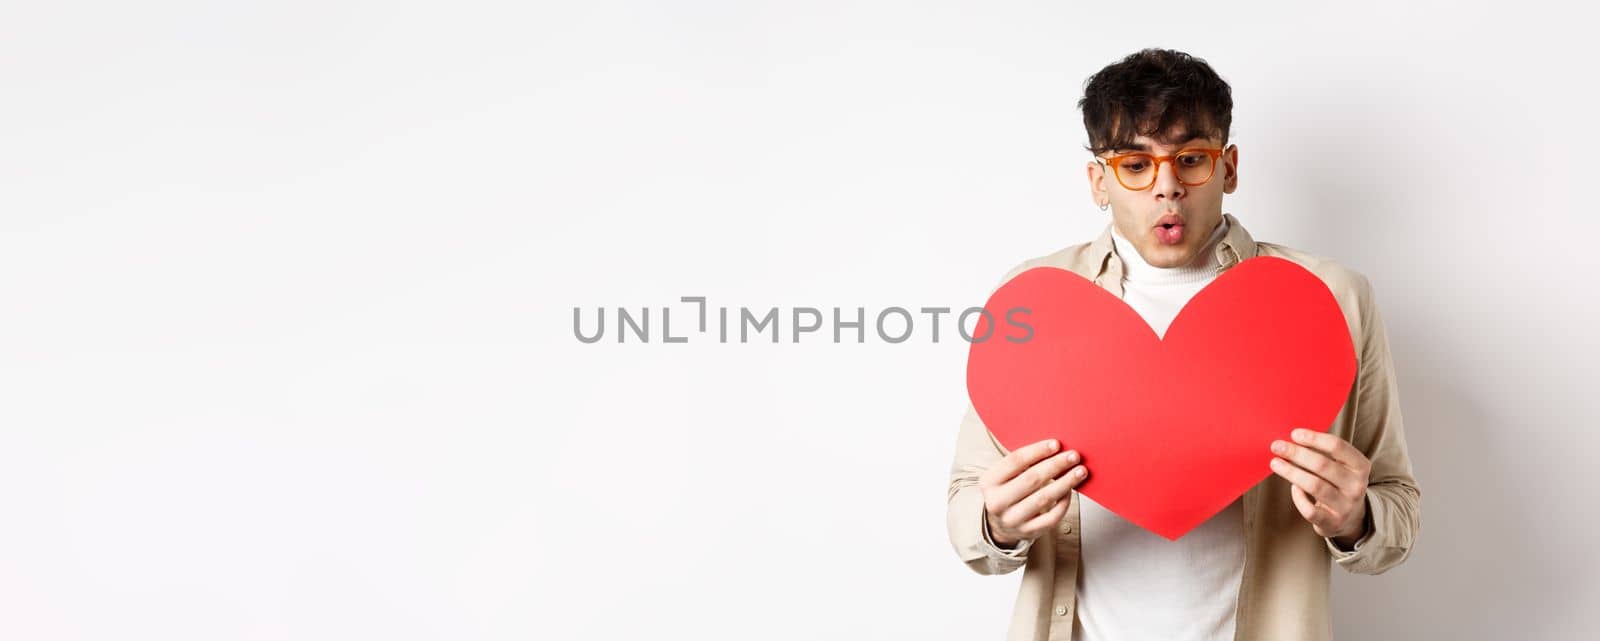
[1290,484,1337,532]
[1001,463,1087,527]
[1018,491,1072,534]
[1269,456,1343,506]
[1271,438,1356,491]
[992,449,1081,510]
[1288,481,1321,523]
[1289,428,1369,471]
[985,439,1061,487]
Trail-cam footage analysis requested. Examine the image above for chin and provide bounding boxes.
[1142,243,1192,268]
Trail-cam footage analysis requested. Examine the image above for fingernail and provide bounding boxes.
[1271,441,1287,454]
[1293,429,1309,440]
[1047,440,1059,452]
[1065,450,1079,462]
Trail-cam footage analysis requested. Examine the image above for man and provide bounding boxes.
[945,48,1421,641]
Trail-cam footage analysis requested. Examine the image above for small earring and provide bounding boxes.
[1099,201,1109,211]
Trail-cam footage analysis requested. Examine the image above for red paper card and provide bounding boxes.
[965,256,1357,540]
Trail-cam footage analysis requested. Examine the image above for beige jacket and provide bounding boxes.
[945,213,1421,641]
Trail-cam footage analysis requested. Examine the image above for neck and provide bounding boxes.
[1110,218,1229,285]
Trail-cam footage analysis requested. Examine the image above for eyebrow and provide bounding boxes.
[1114,132,1205,153]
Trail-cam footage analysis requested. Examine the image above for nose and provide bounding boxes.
[1151,157,1185,200]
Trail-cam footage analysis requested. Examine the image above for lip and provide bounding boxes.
[1152,212,1186,246]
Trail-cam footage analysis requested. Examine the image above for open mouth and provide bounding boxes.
[1154,214,1185,245]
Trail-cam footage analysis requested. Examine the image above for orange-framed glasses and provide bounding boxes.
[1095,147,1226,191]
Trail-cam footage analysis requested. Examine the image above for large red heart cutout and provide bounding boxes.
[965,256,1357,540]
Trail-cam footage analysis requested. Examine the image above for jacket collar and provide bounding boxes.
[1088,212,1258,293]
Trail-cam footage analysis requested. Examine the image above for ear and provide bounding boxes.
[1087,160,1109,207]
[1221,145,1239,194]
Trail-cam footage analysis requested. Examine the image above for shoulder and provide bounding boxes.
[993,240,1105,287]
[1254,241,1373,295]
[1252,241,1380,337]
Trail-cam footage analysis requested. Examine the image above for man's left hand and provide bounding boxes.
[1269,428,1371,547]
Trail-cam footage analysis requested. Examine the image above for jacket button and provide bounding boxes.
[1055,605,1069,616]
[1062,522,1073,534]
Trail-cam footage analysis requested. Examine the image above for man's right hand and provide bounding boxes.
[979,438,1090,548]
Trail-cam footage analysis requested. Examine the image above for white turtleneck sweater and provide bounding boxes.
[1072,217,1247,641]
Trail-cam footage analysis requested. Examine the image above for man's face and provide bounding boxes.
[1085,130,1239,268]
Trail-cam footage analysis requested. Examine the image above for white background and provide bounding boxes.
[2,1,1596,639]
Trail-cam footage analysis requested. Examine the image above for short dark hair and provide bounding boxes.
[1077,48,1233,156]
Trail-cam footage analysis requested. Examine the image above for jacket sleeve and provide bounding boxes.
[1323,273,1422,574]
[946,261,1046,576]
[947,401,1036,575]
